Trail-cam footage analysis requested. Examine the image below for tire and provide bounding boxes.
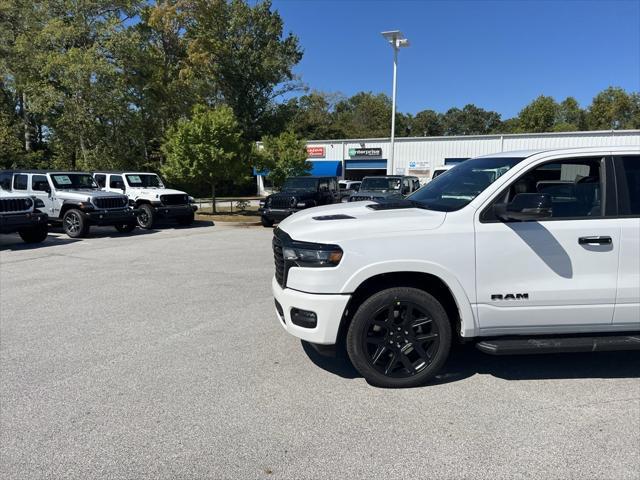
[137,204,155,229]
[18,223,48,243]
[62,209,89,238]
[261,215,274,228]
[177,212,195,226]
[346,287,452,388]
[114,223,136,233]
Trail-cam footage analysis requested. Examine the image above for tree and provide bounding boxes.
[185,0,303,141]
[162,105,246,212]
[587,86,639,130]
[257,130,309,190]
[557,97,585,130]
[334,92,392,138]
[442,104,501,135]
[410,109,443,136]
[517,95,558,133]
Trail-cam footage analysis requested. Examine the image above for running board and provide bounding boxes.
[476,334,640,355]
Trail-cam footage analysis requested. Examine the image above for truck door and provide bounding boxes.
[474,156,619,331]
[612,154,640,325]
[30,174,55,216]
[108,175,126,194]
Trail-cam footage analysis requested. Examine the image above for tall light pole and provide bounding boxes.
[381,30,409,175]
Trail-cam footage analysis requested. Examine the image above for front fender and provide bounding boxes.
[341,260,478,338]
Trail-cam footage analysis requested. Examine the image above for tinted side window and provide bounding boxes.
[94,174,106,188]
[32,175,50,192]
[0,172,12,190]
[110,175,124,188]
[619,156,640,215]
[13,174,28,190]
[483,157,605,221]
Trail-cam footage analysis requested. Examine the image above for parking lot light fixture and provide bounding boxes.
[381,30,410,174]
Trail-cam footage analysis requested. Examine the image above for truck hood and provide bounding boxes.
[278,201,446,244]
[127,187,186,197]
[57,189,128,200]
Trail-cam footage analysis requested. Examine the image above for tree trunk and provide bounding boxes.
[211,183,217,214]
[21,92,32,152]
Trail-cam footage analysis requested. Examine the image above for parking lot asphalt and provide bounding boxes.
[1,222,639,480]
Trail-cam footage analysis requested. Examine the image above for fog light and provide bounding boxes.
[290,308,317,328]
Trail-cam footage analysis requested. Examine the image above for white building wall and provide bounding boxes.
[257,130,640,194]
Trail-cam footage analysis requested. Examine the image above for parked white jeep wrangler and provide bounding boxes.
[0,187,48,243]
[93,172,197,229]
[271,147,640,387]
[2,171,137,238]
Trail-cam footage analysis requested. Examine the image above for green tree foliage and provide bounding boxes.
[162,105,246,211]
[333,92,394,138]
[185,0,303,141]
[515,95,559,133]
[587,87,640,130]
[409,109,443,137]
[441,104,501,135]
[257,130,309,190]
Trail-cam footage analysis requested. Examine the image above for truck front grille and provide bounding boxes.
[273,233,285,287]
[270,196,294,209]
[160,194,188,206]
[94,197,126,209]
[0,197,32,213]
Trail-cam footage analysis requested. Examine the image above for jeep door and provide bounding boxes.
[612,154,640,325]
[29,174,55,216]
[474,155,619,331]
[106,174,126,194]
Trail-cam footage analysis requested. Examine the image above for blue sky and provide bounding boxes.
[271,0,640,119]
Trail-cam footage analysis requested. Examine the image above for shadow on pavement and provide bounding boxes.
[302,340,640,386]
[0,234,82,251]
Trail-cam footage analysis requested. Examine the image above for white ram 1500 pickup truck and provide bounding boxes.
[271,147,640,387]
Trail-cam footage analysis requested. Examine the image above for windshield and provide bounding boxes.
[361,177,401,191]
[126,174,163,188]
[50,173,98,190]
[282,177,318,191]
[408,157,525,211]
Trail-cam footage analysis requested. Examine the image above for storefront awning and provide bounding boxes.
[309,160,342,176]
[345,159,387,170]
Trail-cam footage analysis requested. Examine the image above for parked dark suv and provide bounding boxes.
[259,176,339,227]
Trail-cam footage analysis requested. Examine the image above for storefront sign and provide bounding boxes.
[349,147,382,157]
[408,160,430,171]
[306,146,325,158]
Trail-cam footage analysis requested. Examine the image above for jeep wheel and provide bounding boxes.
[18,223,48,243]
[177,212,195,226]
[346,287,451,388]
[114,223,136,233]
[261,215,274,228]
[137,204,155,229]
[63,209,89,238]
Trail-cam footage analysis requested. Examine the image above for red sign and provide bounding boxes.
[306,146,325,158]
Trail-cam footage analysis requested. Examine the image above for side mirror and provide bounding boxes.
[494,193,552,221]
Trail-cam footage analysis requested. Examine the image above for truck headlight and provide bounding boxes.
[283,242,343,268]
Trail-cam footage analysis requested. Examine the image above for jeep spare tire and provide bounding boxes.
[137,204,155,229]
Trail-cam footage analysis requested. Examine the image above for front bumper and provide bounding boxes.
[85,208,140,225]
[260,207,301,221]
[153,204,197,218]
[272,277,350,345]
[0,212,48,233]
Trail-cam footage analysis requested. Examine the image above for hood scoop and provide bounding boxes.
[312,214,356,221]
[367,200,418,211]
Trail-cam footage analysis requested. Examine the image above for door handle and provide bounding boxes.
[578,236,612,245]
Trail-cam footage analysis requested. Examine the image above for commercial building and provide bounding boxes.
[256,129,640,195]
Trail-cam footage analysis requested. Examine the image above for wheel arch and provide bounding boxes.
[337,269,476,346]
[59,202,82,216]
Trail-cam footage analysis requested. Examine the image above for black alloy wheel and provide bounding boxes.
[347,287,451,388]
[137,204,155,229]
[62,209,89,238]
